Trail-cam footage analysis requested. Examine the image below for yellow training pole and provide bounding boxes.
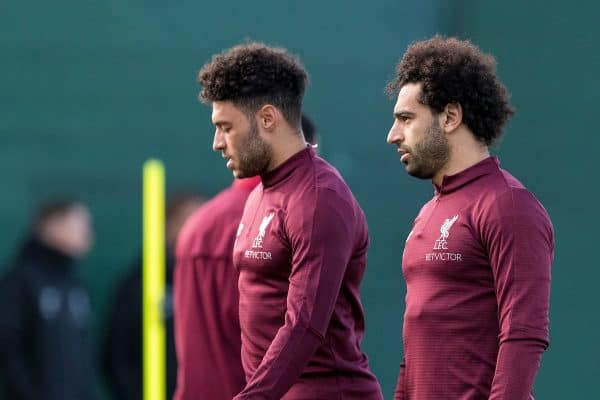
[143,159,166,400]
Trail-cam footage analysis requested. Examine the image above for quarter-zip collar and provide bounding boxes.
[434,156,500,196]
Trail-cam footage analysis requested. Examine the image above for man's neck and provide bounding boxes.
[267,129,307,171]
[433,135,490,187]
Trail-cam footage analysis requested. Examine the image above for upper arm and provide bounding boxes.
[285,188,357,335]
[480,189,553,344]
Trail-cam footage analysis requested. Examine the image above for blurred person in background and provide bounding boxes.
[196,42,383,400]
[102,192,204,400]
[301,114,318,150]
[173,114,317,400]
[0,199,98,400]
[386,36,554,400]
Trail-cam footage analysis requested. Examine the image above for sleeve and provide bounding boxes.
[488,340,545,399]
[0,269,37,400]
[393,358,407,400]
[233,189,357,400]
[481,189,554,400]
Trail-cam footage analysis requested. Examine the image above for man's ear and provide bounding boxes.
[257,105,279,132]
[441,102,463,133]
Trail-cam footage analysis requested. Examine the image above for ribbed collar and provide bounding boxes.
[260,146,314,188]
[435,156,500,195]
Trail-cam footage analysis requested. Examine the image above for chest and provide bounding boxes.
[402,199,491,284]
[233,196,292,279]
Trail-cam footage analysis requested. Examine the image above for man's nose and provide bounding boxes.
[212,130,224,152]
[387,122,403,145]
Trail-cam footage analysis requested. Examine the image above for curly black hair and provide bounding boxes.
[386,36,515,146]
[198,42,308,127]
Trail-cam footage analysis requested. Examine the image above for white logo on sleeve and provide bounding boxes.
[252,212,275,249]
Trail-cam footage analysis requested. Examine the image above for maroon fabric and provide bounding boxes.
[173,177,259,400]
[233,147,382,400]
[395,156,553,400]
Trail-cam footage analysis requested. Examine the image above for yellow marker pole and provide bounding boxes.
[143,159,166,400]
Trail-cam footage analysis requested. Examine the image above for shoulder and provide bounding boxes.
[490,187,553,237]
[1,257,41,282]
[473,171,553,241]
[314,157,351,192]
[487,169,550,220]
[464,166,545,217]
[295,156,356,206]
[0,262,34,302]
[287,158,363,230]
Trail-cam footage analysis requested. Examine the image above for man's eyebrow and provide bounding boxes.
[394,111,416,119]
[212,119,230,126]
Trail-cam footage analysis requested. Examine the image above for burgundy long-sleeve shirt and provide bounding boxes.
[233,147,382,400]
[173,177,259,400]
[395,156,553,400]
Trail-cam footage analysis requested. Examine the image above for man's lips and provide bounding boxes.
[398,148,410,163]
[222,153,234,169]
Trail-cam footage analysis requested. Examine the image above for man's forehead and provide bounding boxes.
[211,100,242,123]
[211,101,229,121]
[394,82,422,111]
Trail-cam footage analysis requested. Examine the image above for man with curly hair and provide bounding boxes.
[173,115,318,400]
[196,42,383,399]
[386,36,554,399]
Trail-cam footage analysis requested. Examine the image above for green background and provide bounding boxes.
[1,0,597,398]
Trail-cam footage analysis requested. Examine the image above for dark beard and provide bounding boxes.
[405,120,450,180]
[235,120,272,178]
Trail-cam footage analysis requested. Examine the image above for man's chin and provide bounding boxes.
[406,165,435,180]
[233,169,257,179]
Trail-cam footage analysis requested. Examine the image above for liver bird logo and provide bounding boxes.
[253,212,275,249]
[259,212,275,237]
[440,215,459,239]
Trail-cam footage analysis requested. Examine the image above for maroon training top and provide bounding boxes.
[173,177,259,400]
[395,156,554,400]
[233,147,383,400]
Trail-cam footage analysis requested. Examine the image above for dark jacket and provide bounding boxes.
[0,237,99,400]
[102,248,177,400]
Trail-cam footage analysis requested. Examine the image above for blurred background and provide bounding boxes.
[1,0,597,398]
